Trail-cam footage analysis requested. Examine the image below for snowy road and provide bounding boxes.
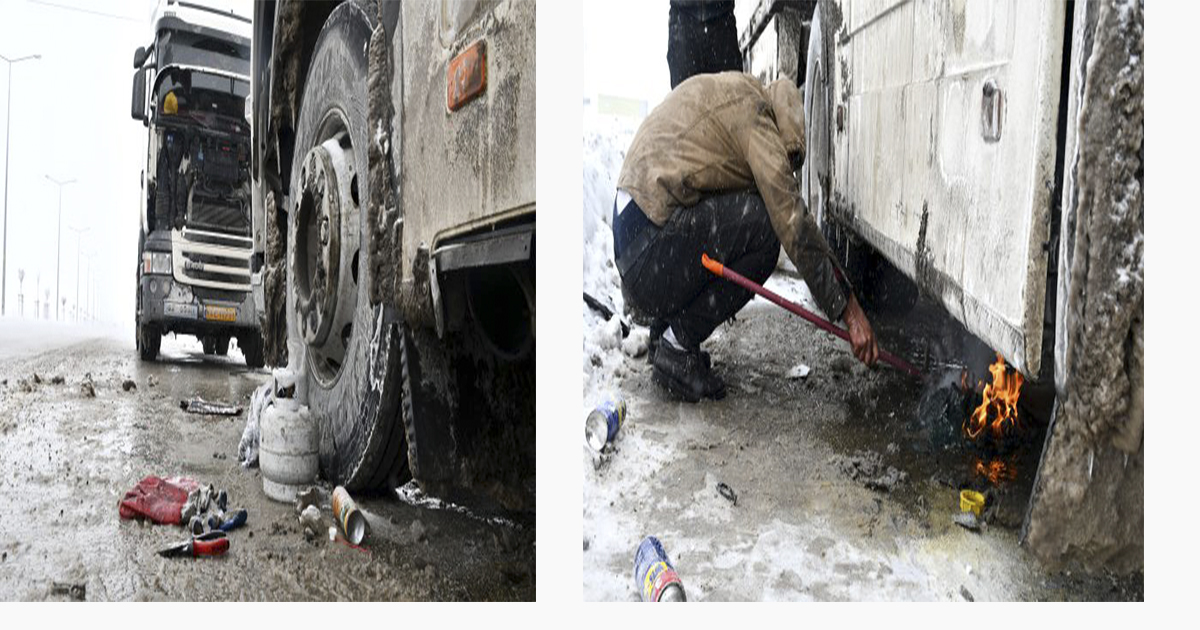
[0,327,533,601]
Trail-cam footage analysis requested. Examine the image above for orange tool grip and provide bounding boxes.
[700,253,724,276]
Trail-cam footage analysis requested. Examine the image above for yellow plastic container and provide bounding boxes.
[960,490,986,516]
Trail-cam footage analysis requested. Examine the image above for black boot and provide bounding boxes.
[648,321,710,368]
[651,342,726,402]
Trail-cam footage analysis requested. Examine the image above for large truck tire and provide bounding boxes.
[137,323,160,361]
[240,332,265,369]
[286,2,408,491]
[215,336,230,356]
[1023,0,1143,573]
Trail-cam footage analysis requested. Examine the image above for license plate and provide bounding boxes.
[164,301,198,319]
[204,305,237,322]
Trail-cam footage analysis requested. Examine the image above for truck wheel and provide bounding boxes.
[137,324,160,361]
[215,336,230,356]
[240,333,265,369]
[286,2,408,490]
[202,336,216,355]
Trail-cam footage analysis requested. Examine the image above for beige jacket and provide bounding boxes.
[618,72,848,319]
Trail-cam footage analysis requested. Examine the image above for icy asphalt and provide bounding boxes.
[0,322,533,601]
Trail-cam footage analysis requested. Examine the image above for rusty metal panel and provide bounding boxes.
[826,0,1065,376]
[395,0,536,284]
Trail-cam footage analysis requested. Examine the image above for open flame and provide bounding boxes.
[964,353,1024,442]
[973,458,1018,485]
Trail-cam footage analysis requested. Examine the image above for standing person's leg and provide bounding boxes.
[667,1,742,89]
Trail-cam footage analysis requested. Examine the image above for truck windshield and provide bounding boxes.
[154,68,249,128]
[157,27,249,77]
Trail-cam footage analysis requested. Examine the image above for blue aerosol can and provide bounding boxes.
[634,535,686,602]
[585,397,626,451]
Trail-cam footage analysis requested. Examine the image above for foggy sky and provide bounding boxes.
[0,0,247,333]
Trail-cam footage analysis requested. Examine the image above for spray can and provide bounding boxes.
[331,486,369,545]
[585,397,626,451]
[634,536,686,602]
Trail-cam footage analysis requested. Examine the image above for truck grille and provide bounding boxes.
[172,228,252,292]
[188,193,250,236]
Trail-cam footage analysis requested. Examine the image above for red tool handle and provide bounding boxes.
[193,537,230,557]
[701,253,922,379]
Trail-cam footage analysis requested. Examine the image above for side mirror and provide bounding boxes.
[133,46,148,69]
[131,68,148,123]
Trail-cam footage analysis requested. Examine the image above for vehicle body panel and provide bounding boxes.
[394,0,536,285]
[741,0,1065,376]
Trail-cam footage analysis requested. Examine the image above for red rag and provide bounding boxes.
[118,476,199,525]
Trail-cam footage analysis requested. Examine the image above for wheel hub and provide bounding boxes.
[293,130,361,363]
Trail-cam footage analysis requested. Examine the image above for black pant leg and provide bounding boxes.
[667,9,743,89]
[622,191,780,348]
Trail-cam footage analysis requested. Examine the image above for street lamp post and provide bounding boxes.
[1,52,41,317]
[45,175,75,321]
[67,225,89,323]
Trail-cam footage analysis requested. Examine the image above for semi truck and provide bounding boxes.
[131,0,264,367]
[739,0,1143,572]
[249,0,535,507]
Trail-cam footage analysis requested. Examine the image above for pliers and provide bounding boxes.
[157,530,229,558]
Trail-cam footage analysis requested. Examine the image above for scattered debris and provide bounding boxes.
[621,327,650,358]
[121,379,137,392]
[960,585,975,602]
[583,292,629,337]
[180,397,242,415]
[829,450,907,492]
[79,374,96,398]
[298,504,334,542]
[332,486,369,545]
[208,508,248,532]
[18,379,33,393]
[118,476,199,525]
[157,531,229,558]
[295,486,328,515]
[717,481,738,506]
[32,372,43,384]
[952,511,983,532]
[50,375,65,385]
[635,536,687,602]
[959,489,986,516]
[786,363,811,380]
[147,374,158,387]
[585,397,626,451]
[49,581,86,601]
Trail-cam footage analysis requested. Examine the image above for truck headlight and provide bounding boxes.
[143,251,172,275]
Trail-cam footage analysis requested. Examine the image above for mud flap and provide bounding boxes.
[401,325,460,490]
[1022,0,1143,573]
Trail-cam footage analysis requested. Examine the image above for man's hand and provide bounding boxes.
[842,294,878,367]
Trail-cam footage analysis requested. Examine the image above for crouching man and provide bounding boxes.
[614,72,878,402]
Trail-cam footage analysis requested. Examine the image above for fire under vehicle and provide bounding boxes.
[739,0,1143,572]
[131,0,264,366]
[249,1,535,506]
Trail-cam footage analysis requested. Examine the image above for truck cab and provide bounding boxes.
[131,0,263,366]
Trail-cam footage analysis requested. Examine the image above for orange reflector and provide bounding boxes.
[447,40,486,112]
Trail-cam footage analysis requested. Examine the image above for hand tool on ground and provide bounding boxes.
[157,530,230,558]
[701,253,922,379]
[207,508,248,532]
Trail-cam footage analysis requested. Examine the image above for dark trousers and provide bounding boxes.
[667,1,742,89]
[615,191,780,349]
